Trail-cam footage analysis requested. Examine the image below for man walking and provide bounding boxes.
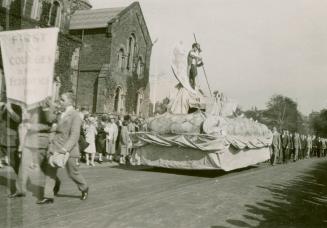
[281,130,289,163]
[293,132,301,161]
[0,102,22,173]
[9,102,58,198]
[271,127,281,165]
[306,135,312,158]
[37,92,88,204]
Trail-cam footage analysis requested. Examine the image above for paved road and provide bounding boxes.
[1,158,327,228]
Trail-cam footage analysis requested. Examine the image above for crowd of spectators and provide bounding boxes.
[78,108,147,166]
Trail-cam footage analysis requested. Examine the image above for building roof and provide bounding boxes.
[69,7,125,30]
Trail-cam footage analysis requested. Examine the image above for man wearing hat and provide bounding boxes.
[187,43,203,89]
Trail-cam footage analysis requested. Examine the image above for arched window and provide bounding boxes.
[31,0,41,19]
[136,56,144,79]
[114,87,122,113]
[135,90,144,115]
[37,0,43,20]
[1,0,11,8]
[49,1,61,27]
[24,0,34,17]
[127,34,136,71]
[117,48,125,72]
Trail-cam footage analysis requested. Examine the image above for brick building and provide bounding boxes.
[0,0,92,101]
[69,2,152,117]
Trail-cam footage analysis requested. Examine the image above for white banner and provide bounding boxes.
[0,28,59,109]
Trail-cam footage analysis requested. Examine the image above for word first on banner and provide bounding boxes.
[0,28,59,109]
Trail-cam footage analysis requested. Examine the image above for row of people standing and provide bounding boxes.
[271,127,327,165]
[81,114,146,165]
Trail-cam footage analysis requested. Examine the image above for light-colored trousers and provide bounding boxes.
[44,157,88,199]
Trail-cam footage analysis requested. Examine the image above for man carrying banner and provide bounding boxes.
[0,102,22,174]
[8,99,59,198]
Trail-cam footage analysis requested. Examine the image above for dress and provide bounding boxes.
[104,123,118,155]
[95,124,106,155]
[84,124,97,154]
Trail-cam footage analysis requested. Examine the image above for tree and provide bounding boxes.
[262,95,301,132]
[309,110,327,137]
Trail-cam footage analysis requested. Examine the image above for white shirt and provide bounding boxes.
[60,106,74,120]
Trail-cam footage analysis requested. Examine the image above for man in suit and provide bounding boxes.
[306,135,312,158]
[0,102,22,173]
[271,127,281,165]
[37,92,88,204]
[8,100,59,198]
[293,132,301,161]
[300,134,307,160]
[312,135,319,157]
[281,130,289,163]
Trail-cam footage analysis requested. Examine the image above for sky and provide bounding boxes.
[90,0,327,115]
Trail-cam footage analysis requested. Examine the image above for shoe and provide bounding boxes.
[53,181,61,196]
[81,188,89,201]
[37,198,54,204]
[8,192,26,198]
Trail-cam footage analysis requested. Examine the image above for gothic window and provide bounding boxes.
[31,0,41,19]
[127,34,136,71]
[49,1,61,27]
[71,48,80,70]
[55,45,59,63]
[114,87,122,113]
[1,0,10,7]
[136,57,144,79]
[117,48,125,72]
[24,0,34,17]
[135,90,144,116]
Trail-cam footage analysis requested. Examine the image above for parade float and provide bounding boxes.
[131,41,272,171]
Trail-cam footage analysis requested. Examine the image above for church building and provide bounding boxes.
[0,1,152,117]
[70,1,152,117]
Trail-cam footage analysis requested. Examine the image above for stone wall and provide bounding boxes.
[102,3,152,117]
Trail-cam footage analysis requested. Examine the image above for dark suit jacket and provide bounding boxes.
[282,134,289,149]
[0,104,22,147]
[49,108,82,158]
